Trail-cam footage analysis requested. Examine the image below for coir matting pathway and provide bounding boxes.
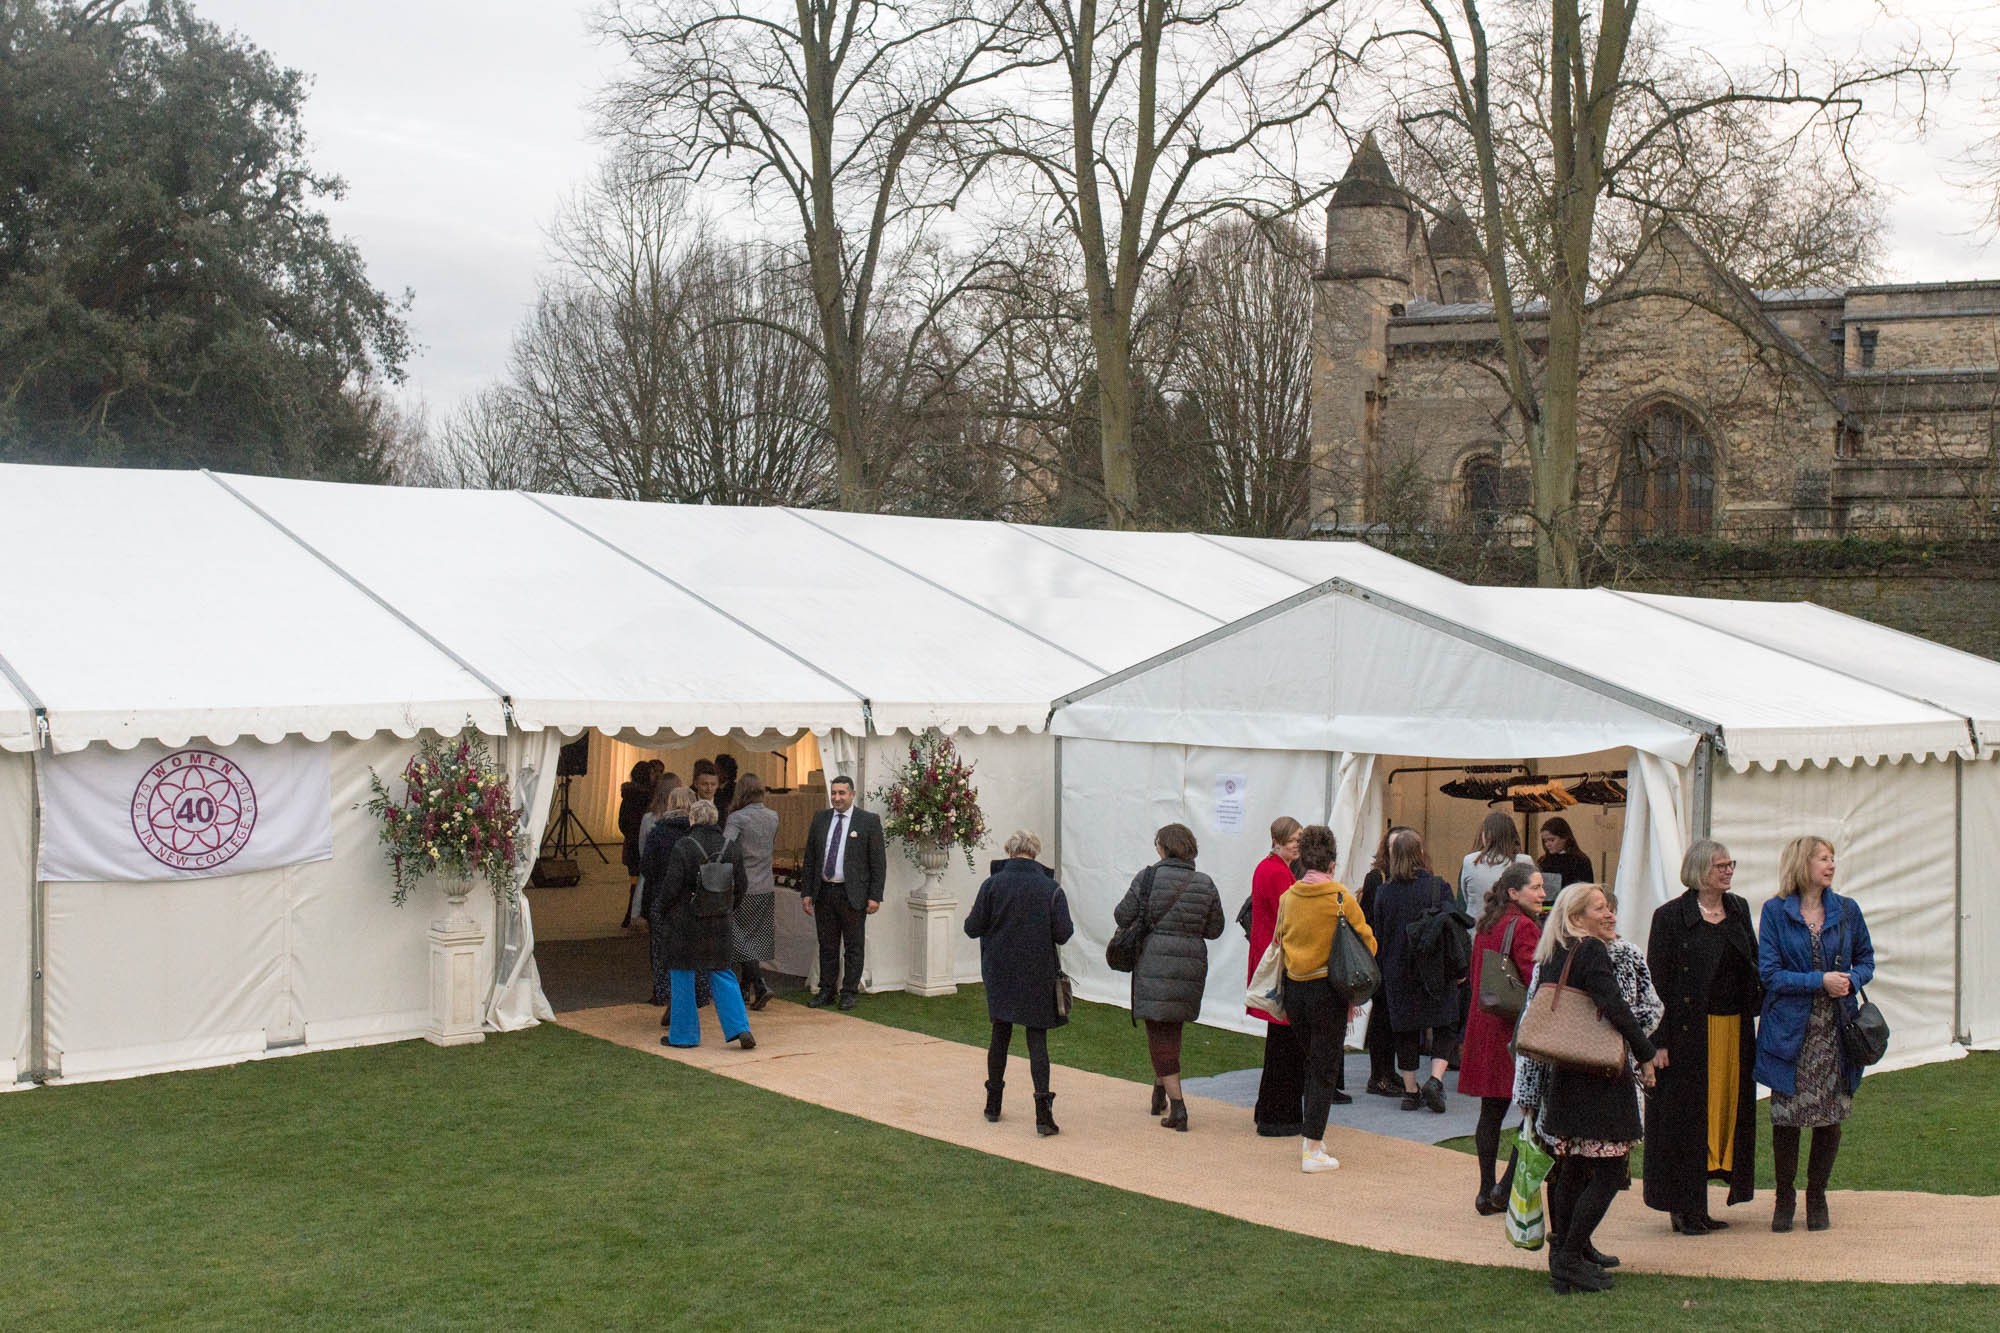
[557,1000,1998,1285]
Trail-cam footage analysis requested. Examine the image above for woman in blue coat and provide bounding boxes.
[965,830,1075,1136]
[1755,835,1874,1234]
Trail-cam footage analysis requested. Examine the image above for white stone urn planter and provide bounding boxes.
[906,841,958,996]
[426,875,486,1046]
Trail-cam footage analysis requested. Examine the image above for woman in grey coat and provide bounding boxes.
[1112,822,1225,1131]
[723,775,780,1010]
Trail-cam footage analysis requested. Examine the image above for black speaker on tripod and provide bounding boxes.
[533,734,607,884]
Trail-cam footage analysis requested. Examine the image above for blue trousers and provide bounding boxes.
[668,968,749,1047]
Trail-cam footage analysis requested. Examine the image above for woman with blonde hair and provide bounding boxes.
[1273,825,1374,1173]
[1755,836,1874,1232]
[1532,882,1663,1294]
[965,830,1074,1135]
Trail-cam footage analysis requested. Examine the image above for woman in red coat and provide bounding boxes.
[1460,861,1544,1215]
[1247,816,1305,1136]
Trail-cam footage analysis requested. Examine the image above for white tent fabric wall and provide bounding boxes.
[1711,757,1962,1073]
[1057,736,1329,1035]
[489,728,563,1031]
[1956,755,2000,1048]
[1615,751,1689,937]
[851,729,1054,993]
[0,751,31,1084]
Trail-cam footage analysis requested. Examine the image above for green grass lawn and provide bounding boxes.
[868,987,2000,1196]
[3,1024,1992,1330]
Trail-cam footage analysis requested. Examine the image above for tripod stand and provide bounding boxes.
[540,774,609,862]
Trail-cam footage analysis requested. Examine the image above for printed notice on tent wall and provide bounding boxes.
[1214,774,1248,832]
[39,738,333,881]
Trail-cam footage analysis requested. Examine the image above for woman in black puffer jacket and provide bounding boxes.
[1112,822,1225,1131]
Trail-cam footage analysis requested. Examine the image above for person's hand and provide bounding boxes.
[802,897,814,917]
[1654,1047,1669,1069]
[866,900,880,915]
[1823,971,1852,998]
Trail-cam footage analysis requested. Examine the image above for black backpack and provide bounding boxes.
[689,838,736,918]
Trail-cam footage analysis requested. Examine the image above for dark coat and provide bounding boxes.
[1112,858,1225,1023]
[640,814,692,922]
[652,824,747,972]
[1643,890,1762,1210]
[1372,872,1460,1032]
[800,805,887,910]
[965,858,1075,1029]
[618,781,651,873]
[1536,936,1659,1144]
[1755,891,1875,1095]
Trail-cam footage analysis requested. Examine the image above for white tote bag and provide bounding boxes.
[1245,938,1287,1021]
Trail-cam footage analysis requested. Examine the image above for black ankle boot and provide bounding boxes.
[1549,1250,1612,1294]
[983,1079,1004,1123]
[1150,1083,1168,1116]
[1034,1092,1059,1136]
[1161,1098,1188,1131]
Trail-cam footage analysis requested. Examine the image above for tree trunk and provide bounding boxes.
[1535,314,1583,587]
[1095,327,1139,528]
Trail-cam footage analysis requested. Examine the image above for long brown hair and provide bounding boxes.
[1474,811,1522,865]
[1387,828,1428,882]
[1476,862,1538,934]
[732,773,767,814]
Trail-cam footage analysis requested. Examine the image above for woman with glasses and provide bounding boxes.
[1642,839,1762,1235]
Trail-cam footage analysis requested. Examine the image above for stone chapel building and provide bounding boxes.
[1308,134,2000,541]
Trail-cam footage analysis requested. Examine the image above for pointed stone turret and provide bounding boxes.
[1426,205,1490,304]
[1330,131,1407,211]
[1313,130,1417,532]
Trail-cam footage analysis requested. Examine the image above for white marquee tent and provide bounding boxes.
[1049,576,1998,1070]
[0,463,1449,1084]
[3,462,1995,1086]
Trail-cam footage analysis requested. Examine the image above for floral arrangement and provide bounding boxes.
[875,728,988,868]
[366,732,527,905]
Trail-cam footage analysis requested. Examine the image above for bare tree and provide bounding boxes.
[1160,217,1318,534]
[994,0,1349,528]
[597,0,1043,511]
[1364,0,1941,584]
[415,386,548,490]
[503,162,837,505]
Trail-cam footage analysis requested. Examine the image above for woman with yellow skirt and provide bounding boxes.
[1642,839,1763,1234]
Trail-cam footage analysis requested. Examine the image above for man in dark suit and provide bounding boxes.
[800,775,886,1009]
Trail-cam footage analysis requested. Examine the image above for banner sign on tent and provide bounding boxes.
[39,739,333,882]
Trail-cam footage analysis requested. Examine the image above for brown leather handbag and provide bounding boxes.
[1514,946,1627,1077]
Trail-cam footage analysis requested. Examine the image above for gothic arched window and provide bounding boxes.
[1462,454,1502,528]
[1619,405,1714,536]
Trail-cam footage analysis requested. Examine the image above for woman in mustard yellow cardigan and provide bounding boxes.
[1274,824,1376,1173]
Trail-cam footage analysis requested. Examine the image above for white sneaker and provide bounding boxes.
[1301,1143,1341,1173]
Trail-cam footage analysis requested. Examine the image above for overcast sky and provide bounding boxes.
[195,1,1995,425]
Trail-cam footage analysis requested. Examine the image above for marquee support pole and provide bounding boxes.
[26,714,52,1083]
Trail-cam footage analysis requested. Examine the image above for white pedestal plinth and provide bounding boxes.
[427,905,486,1047]
[906,892,959,996]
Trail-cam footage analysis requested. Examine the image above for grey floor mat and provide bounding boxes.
[1182,1054,1521,1146]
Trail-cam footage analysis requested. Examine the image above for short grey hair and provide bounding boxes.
[689,799,719,826]
[1003,829,1042,859]
[1681,838,1731,892]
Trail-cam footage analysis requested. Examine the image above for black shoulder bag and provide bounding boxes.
[1105,865,1160,973]
[1835,919,1889,1068]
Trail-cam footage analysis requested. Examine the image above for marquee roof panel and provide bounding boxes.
[222,477,868,738]
[533,496,1098,732]
[0,465,505,753]
[1625,593,2000,745]
[1006,526,1308,622]
[793,509,1230,673]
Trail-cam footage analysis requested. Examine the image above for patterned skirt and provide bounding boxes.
[728,892,777,965]
[1771,994,1852,1127]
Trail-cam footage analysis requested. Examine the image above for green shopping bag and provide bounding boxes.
[1506,1125,1555,1250]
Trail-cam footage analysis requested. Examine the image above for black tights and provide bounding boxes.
[988,1022,1051,1096]
[1475,1096,1512,1195]
[1548,1154,1625,1258]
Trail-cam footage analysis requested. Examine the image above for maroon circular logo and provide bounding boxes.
[131,750,258,870]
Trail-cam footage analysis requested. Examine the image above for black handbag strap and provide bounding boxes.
[1500,916,1519,959]
[1146,863,1192,931]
